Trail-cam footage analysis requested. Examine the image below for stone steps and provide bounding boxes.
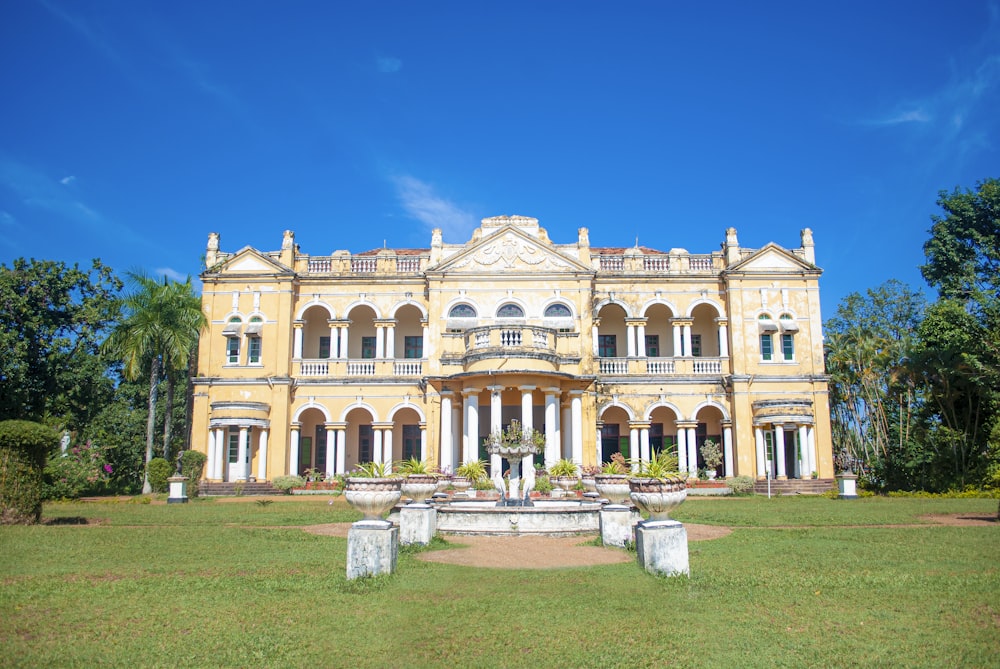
[752,479,836,495]
[199,481,284,496]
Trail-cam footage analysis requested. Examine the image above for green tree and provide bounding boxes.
[824,280,925,488]
[0,259,121,429]
[101,273,206,493]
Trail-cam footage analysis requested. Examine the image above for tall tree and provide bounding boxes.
[824,280,925,488]
[102,273,206,493]
[0,259,121,428]
[916,178,1000,488]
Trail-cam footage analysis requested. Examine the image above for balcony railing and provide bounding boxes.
[303,254,430,275]
[296,358,424,378]
[646,358,675,374]
[599,358,629,374]
[594,253,718,274]
[598,356,724,376]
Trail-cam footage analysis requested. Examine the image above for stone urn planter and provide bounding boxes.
[594,474,631,504]
[344,477,403,520]
[580,475,597,493]
[628,476,687,521]
[450,476,472,493]
[551,475,578,492]
[435,475,452,492]
[401,474,438,503]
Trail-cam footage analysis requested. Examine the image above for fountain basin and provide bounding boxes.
[434,499,602,536]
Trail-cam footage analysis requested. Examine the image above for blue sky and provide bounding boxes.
[2,1,998,320]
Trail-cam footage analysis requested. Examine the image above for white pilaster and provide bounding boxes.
[544,390,559,469]
[338,327,349,359]
[258,429,268,481]
[520,386,535,433]
[383,428,393,465]
[336,428,346,475]
[639,427,650,464]
[629,427,639,471]
[799,424,810,477]
[682,324,692,357]
[289,425,300,477]
[672,324,682,357]
[637,323,646,357]
[375,326,385,359]
[626,324,636,357]
[490,387,502,434]
[592,323,600,357]
[293,324,303,359]
[775,426,787,478]
[373,428,384,465]
[570,391,583,466]
[677,427,688,473]
[328,323,337,359]
[723,425,734,478]
[385,325,395,359]
[206,429,216,482]
[440,393,454,473]
[718,323,729,357]
[325,426,336,478]
[214,428,225,480]
[807,426,816,476]
[755,427,765,478]
[686,427,697,477]
[237,427,248,481]
[464,391,479,464]
[420,426,427,462]
[562,405,572,460]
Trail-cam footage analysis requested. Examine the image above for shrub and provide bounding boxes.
[43,440,112,500]
[0,420,57,524]
[272,475,305,492]
[456,459,488,482]
[727,475,755,495]
[549,459,579,477]
[147,458,172,493]
[533,475,553,494]
[474,476,497,491]
[180,450,207,497]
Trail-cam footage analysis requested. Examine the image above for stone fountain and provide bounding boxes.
[486,425,539,507]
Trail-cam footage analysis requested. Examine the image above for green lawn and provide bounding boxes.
[2,496,997,668]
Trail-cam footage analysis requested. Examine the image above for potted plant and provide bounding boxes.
[344,461,403,520]
[396,457,438,502]
[453,459,487,494]
[594,452,631,503]
[580,464,600,492]
[549,458,579,491]
[628,450,686,521]
[700,438,723,480]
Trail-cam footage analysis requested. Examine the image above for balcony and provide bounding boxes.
[295,358,424,378]
[597,356,725,376]
[439,325,580,373]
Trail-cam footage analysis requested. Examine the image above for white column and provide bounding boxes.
[592,323,600,357]
[293,325,303,359]
[383,428,393,465]
[289,425,300,477]
[723,424,734,478]
[626,324,636,357]
[421,322,429,358]
[686,427,697,477]
[336,428,346,475]
[677,426,688,474]
[206,429,216,482]
[520,386,534,433]
[561,405,572,460]
[596,425,603,464]
[637,323,646,357]
[214,428,225,480]
[639,427,650,464]
[629,426,639,471]
[718,323,729,357]
[799,424,810,477]
[258,429,269,481]
[570,391,583,466]
[775,426,787,479]
[807,426,816,477]
[338,327,349,359]
[373,428,383,465]
[489,387,503,480]
[451,400,462,473]
[440,393,454,473]
[755,427,765,478]
[672,324,682,357]
[325,426,335,478]
[682,324,692,357]
[237,427,248,481]
[385,324,395,359]
[544,390,559,469]
[375,326,385,359]
[420,425,427,462]
[328,323,337,359]
[464,391,479,464]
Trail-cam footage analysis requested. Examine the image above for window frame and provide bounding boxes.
[760,333,773,361]
[598,334,617,358]
[226,336,241,365]
[404,335,423,359]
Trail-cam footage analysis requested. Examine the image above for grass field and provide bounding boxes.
[1,495,997,668]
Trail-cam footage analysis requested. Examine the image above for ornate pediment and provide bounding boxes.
[432,226,591,274]
[729,243,817,274]
[212,247,292,275]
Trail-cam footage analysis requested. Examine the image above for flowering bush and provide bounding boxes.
[43,440,112,500]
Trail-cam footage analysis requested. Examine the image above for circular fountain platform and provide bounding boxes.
[434,499,603,536]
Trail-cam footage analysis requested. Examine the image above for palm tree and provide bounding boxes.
[102,272,206,493]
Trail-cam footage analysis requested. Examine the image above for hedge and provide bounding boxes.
[0,420,57,524]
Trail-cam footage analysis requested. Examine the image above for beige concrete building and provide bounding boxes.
[191,215,833,485]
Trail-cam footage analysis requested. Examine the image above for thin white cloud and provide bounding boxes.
[60,175,76,185]
[154,267,188,283]
[867,108,931,126]
[391,175,476,241]
[377,57,402,73]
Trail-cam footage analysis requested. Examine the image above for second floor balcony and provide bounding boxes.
[598,356,725,376]
[296,358,425,378]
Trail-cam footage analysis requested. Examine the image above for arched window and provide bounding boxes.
[223,317,242,364]
[448,303,477,318]
[246,316,263,364]
[544,303,572,318]
[496,303,524,318]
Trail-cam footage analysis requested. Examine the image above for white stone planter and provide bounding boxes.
[344,477,403,520]
[551,475,578,492]
[628,477,687,521]
[401,475,438,503]
[594,474,631,504]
